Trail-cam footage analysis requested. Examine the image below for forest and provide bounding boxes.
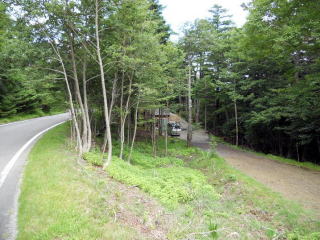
[1,0,320,239]
[1,0,319,165]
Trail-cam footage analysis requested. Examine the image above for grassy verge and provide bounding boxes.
[0,109,65,124]
[212,136,320,172]
[19,124,320,239]
[18,123,141,240]
[84,138,320,239]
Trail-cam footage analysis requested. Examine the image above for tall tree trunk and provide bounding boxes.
[158,108,163,136]
[70,117,75,142]
[204,103,207,131]
[95,0,112,169]
[204,71,207,132]
[51,42,82,154]
[296,142,300,162]
[120,72,133,159]
[165,101,169,156]
[118,71,124,158]
[128,97,140,163]
[178,95,182,115]
[82,60,92,152]
[187,62,193,147]
[195,99,200,124]
[68,29,89,153]
[127,112,131,145]
[151,110,157,157]
[109,72,118,122]
[234,99,239,146]
[102,73,118,154]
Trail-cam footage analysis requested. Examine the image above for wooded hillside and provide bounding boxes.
[180,1,320,164]
[2,0,320,165]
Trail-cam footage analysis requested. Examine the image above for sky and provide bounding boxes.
[159,0,251,41]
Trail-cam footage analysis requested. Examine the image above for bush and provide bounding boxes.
[287,231,320,240]
[84,139,219,209]
[107,156,219,208]
[82,152,104,167]
[129,151,184,168]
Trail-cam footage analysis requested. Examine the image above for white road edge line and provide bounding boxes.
[0,120,67,189]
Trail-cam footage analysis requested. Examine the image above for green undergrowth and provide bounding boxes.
[212,135,320,172]
[185,145,320,239]
[85,139,218,208]
[18,123,140,240]
[108,157,218,208]
[19,123,320,239]
[84,137,320,239]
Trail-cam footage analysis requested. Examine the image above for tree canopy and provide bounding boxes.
[1,0,320,164]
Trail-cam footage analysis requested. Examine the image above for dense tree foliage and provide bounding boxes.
[2,0,320,165]
[0,3,64,118]
[2,0,183,167]
[181,1,320,163]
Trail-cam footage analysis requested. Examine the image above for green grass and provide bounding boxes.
[18,123,141,240]
[185,151,320,239]
[83,137,320,239]
[108,158,219,209]
[19,124,320,239]
[84,141,218,209]
[212,135,320,172]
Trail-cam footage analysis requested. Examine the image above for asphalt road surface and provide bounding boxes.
[0,113,70,240]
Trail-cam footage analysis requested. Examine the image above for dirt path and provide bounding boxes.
[177,116,320,216]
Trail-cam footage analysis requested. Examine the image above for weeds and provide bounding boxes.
[83,137,320,239]
[20,124,320,239]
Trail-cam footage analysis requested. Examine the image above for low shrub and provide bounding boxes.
[82,152,104,167]
[83,139,219,208]
[129,151,184,168]
[107,156,219,208]
[287,231,320,240]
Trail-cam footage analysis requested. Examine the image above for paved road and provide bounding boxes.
[0,113,70,240]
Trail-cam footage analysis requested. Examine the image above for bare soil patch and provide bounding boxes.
[90,167,176,240]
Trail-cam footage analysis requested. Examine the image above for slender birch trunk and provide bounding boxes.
[109,72,118,122]
[127,113,131,145]
[165,101,169,156]
[82,60,92,152]
[204,103,207,131]
[153,112,157,157]
[187,61,193,147]
[158,108,162,136]
[128,97,140,164]
[95,0,112,168]
[195,99,200,124]
[233,80,239,147]
[120,72,133,159]
[51,43,82,154]
[102,73,118,153]
[234,99,239,146]
[119,72,124,159]
[204,76,207,131]
[68,31,89,153]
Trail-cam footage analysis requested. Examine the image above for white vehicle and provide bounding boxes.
[167,122,181,136]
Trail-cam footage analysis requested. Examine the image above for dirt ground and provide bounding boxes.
[177,115,320,217]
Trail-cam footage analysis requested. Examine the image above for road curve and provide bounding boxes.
[0,113,70,240]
